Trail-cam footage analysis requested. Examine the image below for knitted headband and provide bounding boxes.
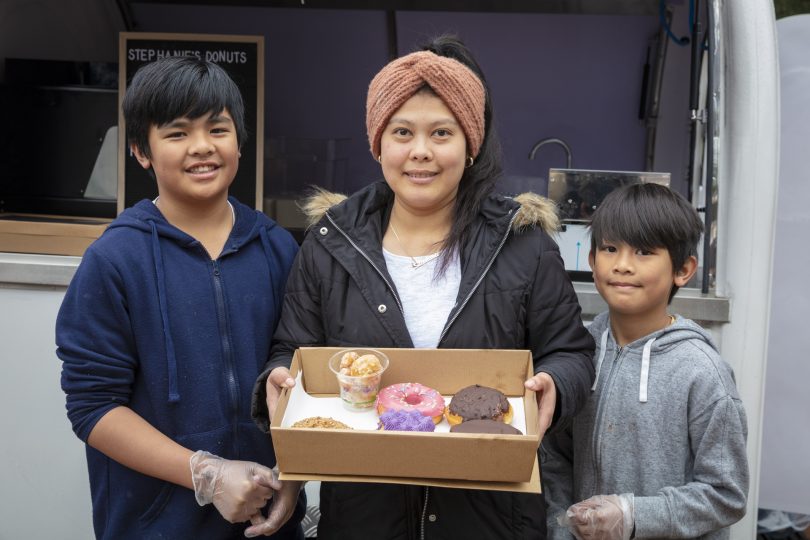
[366,50,486,159]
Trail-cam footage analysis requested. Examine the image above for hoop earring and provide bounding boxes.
[377,154,382,164]
[465,156,474,168]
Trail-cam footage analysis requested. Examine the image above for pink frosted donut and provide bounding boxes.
[375,383,446,424]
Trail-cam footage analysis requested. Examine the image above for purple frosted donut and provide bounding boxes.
[377,410,435,432]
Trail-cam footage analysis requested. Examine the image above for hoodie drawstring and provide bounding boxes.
[592,327,656,402]
[150,221,180,403]
[639,337,656,403]
[591,328,609,391]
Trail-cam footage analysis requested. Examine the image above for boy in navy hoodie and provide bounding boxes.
[56,56,305,539]
[542,183,748,539]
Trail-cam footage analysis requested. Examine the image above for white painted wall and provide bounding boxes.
[715,0,781,537]
[759,14,810,516]
[0,285,94,539]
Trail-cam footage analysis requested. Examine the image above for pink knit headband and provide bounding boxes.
[366,50,486,159]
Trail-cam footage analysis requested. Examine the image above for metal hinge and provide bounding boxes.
[690,108,707,123]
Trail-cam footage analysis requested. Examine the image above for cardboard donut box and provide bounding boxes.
[271,347,542,493]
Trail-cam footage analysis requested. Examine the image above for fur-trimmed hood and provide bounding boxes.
[299,187,560,233]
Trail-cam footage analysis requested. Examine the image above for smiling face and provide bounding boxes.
[379,91,468,215]
[132,109,239,208]
[589,241,695,322]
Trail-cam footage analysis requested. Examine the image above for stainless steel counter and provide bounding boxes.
[0,253,730,322]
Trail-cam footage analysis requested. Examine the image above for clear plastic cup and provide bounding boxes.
[328,348,389,410]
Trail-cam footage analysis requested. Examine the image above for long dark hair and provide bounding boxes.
[419,35,503,274]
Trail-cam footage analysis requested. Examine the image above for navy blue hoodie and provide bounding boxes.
[57,198,305,539]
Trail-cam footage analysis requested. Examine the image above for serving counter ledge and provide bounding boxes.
[574,281,730,323]
[0,252,81,288]
[0,252,731,323]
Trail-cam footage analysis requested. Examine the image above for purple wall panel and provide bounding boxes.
[130,4,659,197]
[131,4,389,193]
[397,12,659,195]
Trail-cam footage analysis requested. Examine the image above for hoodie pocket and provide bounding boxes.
[138,481,177,527]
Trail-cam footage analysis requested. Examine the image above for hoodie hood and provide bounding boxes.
[105,198,281,403]
[589,310,719,402]
[299,185,560,234]
[108,197,268,248]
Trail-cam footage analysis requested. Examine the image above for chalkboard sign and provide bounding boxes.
[117,32,264,213]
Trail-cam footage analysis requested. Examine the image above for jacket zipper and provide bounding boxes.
[420,486,429,540]
[419,214,514,536]
[591,345,623,494]
[327,211,515,538]
[325,214,405,315]
[211,259,240,456]
[438,210,517,344]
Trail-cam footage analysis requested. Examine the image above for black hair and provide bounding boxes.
[122,56,247,159]
[418,34,503,274]
[588,183,704,302]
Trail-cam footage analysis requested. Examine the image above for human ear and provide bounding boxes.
[588,250,596,270]
[130,144,152,170]
[674,255,698,287]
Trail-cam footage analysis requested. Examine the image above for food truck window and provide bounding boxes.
[0,59,118,218]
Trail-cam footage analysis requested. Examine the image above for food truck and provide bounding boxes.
[0,0,786,537]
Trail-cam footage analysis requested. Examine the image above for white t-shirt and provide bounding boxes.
[383,248,461,348]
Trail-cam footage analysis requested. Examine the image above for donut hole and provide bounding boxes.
[405,393,422,405]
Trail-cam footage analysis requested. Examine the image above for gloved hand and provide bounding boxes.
[189,450,281,523]
[559,493,634,540]
[243,479,303,538]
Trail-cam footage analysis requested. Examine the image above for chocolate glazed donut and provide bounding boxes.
[450,419,522,435]
[445,384,513,425]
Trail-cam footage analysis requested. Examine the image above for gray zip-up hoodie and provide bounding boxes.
[542,311,749,539]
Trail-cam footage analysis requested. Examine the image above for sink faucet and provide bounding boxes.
[528,137,573,169]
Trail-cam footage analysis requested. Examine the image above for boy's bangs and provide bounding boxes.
[595,197,668,251]
[152,74,231,126]
[589,183,703,272]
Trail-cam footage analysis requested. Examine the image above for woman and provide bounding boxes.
[251,36,595,539]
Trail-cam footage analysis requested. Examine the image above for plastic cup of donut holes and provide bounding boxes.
[328,348,389,411]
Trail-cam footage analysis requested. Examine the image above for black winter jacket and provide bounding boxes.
[253,182,595,539]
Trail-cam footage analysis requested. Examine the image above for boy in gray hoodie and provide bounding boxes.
[542,183,748,539]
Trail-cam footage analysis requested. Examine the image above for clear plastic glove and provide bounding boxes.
[189,450,281,523]
[243,479,303,538]
[558,493,634,540]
